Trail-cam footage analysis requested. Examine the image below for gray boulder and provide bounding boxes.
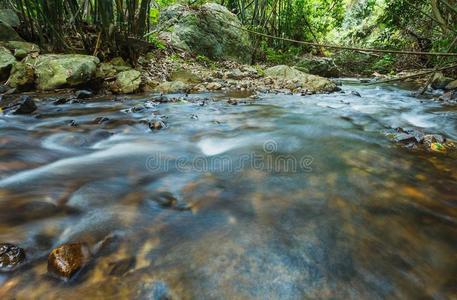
[265,65,337,93]
[159,3,252,63]
[0,9,20,27]
[0,9,23,41]
[295,56,340,78]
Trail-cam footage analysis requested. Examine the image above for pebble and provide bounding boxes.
[48,243,91,280]
[351,91,362,97]
[0,243,26,271]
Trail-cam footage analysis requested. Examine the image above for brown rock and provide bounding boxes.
[207,82,222,90]
[47,243,90,280]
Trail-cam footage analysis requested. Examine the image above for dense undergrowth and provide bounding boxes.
[1,0,457,75]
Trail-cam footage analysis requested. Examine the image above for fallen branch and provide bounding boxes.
[226,23,457,57]
[366,63,457,85]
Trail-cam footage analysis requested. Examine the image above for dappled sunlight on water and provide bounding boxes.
[0,84,456,299]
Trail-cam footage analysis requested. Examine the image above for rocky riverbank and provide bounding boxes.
[0,3,340,98]
[1,3,457,103]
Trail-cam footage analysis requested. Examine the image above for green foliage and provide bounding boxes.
[150,8,160,25]
[148,33,166,49]
[263,45,300,65]
[9,0,154,60]
[196,54,216,68]
[372,54,395,74]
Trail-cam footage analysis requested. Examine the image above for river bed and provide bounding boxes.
[0,82,456,299]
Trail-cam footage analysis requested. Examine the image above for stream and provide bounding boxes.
[0,82,456,299]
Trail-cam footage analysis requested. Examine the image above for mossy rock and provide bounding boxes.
[96,58,131,79]
[112,70,142,94]
[170,69,202,84]
[2,41,40,60]
[445,80,457,90]
[7,60,35,90]
[159,3,252,63]
[265,65,337,93]
[156,81,188,93]
[96,63,118,79]
[0,46,15,80]
[0,22,23,42]
[34,54,99,90]
[0,9,20,27]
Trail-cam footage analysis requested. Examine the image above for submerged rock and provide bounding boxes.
[0,243,26,271]
[3,95,38,115]
[386,128,455,153]
[34,54,99,90]
[75,90,93,99]
[112,70,141,94]
[0,46,15,80]
[13,96,37,114]
[438,90,457,104]
[48,243,91,280]
[149,120,166,130]
[159,3,252,63]
[265,65,337,93]
[107,257,136,277]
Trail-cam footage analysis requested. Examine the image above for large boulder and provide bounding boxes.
[295,56,340,78]
[0,9,23,41]
[0,46,15,80]
[112,69,142,94]
[0,9,20,27]
[34,54,99,90]
[159,3,252,63]
[265,65,337,93]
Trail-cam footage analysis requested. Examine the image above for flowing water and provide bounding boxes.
[0,82,456,299]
